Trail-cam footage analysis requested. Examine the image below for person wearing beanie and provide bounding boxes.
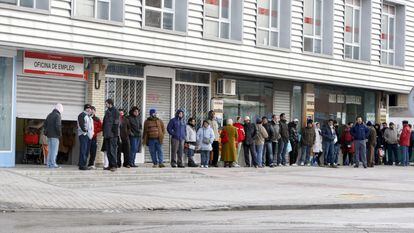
[44,103,63,168]
[399,120,411,166]
[103,99,120,172]
[143,108,166,168]
[299,119,316,166]
[243,116,257,167]
[366,121,377,167]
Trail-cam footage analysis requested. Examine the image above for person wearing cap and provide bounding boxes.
[350,116,370,168]
[143,109,166,168]
[77,104,94,170]
[277,113,289,166]
[288,119,299,166]
[44,103,63,168]
[103,99,120,172]
[366,121,377,168]
[399,120,411,166]
[243,116,257,167]
[299,119,315,166]
[384,122,399,165]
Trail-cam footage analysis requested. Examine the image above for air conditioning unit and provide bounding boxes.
[217,79,236,95]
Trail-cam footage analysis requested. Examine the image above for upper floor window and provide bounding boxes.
[74,0,124,22]
[204,0,243,41]
[143,0,188,32]
[257,0,280,47]
[0,0,49,10]
[344,0,361,60]
[303,0,322,53]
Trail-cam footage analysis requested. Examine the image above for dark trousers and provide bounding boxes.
[105,137,118,169]
[342,151,353,166]
[387,143,399,165]
[210,141,219,166]
[243,143,256,167]
[88,137,97,167]
[272,141,278,163]
[263,141,273,166]
[78,135,91,169]
[117,138,131,167]
[289,141,299,165]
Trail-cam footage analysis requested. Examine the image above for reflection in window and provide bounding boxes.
[0,0,49,10]
[144,0,187,32]
[74,0,124,22]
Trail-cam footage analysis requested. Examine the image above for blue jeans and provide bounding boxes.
[47,138,59,168]
[263,141,273,166]
[277,139,288,165]
[148,139,163,165]
[78,135,91,168]
[300,145,311,164]
[354,140,367,167]
[200,150,209,166]
[401,146,409,166]
[255,144,264,167]
[129,136,140,166]
[323,141,335,165]
[334,144,340,164]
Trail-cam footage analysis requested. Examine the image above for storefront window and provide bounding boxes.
[222,78,273,122]
[314,85,376,126]
[0,57,13,151]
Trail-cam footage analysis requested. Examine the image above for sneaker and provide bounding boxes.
[103,167,111,170]
[159,163,165,168]
[171,164,177,168]
[292,164,298,167]
[330,164,338,168]
[354,165,359,168]
[300,162,304,166]
[232,162,240,168]
[88,166,97,170]
[110,167,117,172]
[152,164,158,168]
[178,164,185,168]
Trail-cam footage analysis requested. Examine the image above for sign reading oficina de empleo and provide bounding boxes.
[23,51,84,79]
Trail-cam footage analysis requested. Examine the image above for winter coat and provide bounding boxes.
[321,125,336,143]
[243,122,257,145]
[350,123,370,141]
[399,125,411,147]
[128,115,142,138]
[279,119,289,143]
[167,110,186,140]
[143,116,165,145]
[77,111,94,139]
[220,125,238,162]
[197,126,215,151]
[367,126,377,147]
[288,122,299,144]
[384,128,398,145]
[340,127,354,154]
[185,124,197,143]
[233,122,246,143]
[119,116,131,141]
[410,131,414,147]
[263,123,274,143]
[92,116,102,140]
[270,120,280,142]
[103,107,120,139]
[208,119,220,141]
[313,127,323,153]
[44,109,62,139]
[301,126,316,147]
[255,123,269,145]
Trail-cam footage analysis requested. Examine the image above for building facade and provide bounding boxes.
[0,0,413,167]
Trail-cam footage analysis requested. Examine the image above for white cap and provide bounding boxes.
[54,103,63,113]
[244,116,250,121]
[294,118,299,122]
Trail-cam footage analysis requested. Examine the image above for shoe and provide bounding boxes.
[152,164,158,168]
[159,163,165,168]
[130,164,138,167]
[188,163,198,168]
[110,167,117,172]
[171,164,177,168]
[300,162,304,166]
[79,167,89,171]
[363,165,367,169]
[354,165,359,168]
[205,165,209,168]
[88,166,97,170]
[123,165,131,168]
[330,164,338,168]
[232,162,240,168]
[292,164,297,167]
[269,164,275,168]
[103,167,111,170]
[178,164,185,168]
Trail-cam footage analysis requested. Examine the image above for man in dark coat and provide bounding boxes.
[277,113,289,166]
[321,119,338,168]
[262,116,274,167]
[103,99,120,172]
[167,109,186,168]
[44,103,63,169]
[117,109,131,168]
[243,116,257,167]
[350,116,370,168]
[128,106,142,167]
[299,119,316,166]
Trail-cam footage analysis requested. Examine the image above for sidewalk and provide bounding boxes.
[1,165,414,212]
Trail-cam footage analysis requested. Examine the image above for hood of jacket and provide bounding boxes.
[175,109,184,119]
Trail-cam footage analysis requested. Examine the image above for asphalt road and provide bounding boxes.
[1,208,414,233]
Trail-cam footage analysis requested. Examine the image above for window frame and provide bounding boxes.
[203,0,233,40]
[344,0,362,60]
[0,0,50,13]
[72,0,125,25]
[256,0,281,47]
[381,3,396,66]
[143,0,177,31]
[303,0,324,54]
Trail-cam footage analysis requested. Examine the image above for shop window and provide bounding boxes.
[0,57,13,151]
[303,0,333,55]
[389,94,397,106]
[344,0,371,61]
[143,0,188,32]
[381,2,405,67]
[204,0,243,41]
[0,0,49,10]
[74,0,124,22]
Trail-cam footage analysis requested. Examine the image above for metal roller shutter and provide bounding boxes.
[273,90,291,121]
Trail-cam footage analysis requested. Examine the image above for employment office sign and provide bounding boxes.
[24,51,84,78]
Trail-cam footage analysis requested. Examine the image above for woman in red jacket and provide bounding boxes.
[233,116,245,167]
[399,120,411,166]
[340,122,355,166]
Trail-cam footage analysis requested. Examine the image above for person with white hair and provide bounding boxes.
[44,103,63,168]
[243,116,257,167]
[220,118,238,167]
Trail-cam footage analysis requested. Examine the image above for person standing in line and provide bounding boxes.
[270,114,280,167]
[340,122,354,166]
[333,120,340,166]
[117,109,131,168]
[103,99,120,172]
[262,116,274,167]
[44,103,63,169]
[207,110,220,167]
[350,116,370,169]
[299,119,315,166]
[277,113,289,166]
[312,122,323,166]
[128,106,142,167]
[143,109,166,168]
[185,117,198,167]
[366,121,377,168]
[409,124,414,165]
[288,119,299,166]
[243,116,257,167]
[77,104,94,170]
[254,118,269,168]
[381,122,389,165]
[167,109,187,168]
[87,106,102,169]
[233,116,245,168]
[399,120,411,167]
[197,120,215,168]
[321,119,338,168]
[374,123,383,165]
[220,119,238,168]
[383,122,399,166]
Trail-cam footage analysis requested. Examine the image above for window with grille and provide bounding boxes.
[204,0,243,41]
[0,0,49,10]
[303,0,323,53]
[257,0,279,47]
[143,0,187,32]
[74,0,124,22]
[344,0,361,60]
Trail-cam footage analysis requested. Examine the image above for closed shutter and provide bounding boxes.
[145,76,172,163]
[16,75,86,120]
[273,90,291,121]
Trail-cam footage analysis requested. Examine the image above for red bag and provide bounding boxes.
[24,133,39,145]
[221,130,229,144]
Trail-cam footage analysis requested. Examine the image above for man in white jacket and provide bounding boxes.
[77,104,94,171]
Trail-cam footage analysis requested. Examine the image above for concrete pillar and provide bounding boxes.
[302,83,315,125]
